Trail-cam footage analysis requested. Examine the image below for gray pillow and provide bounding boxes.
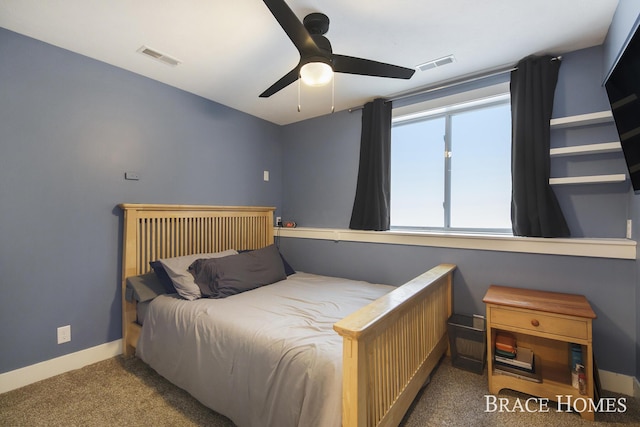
[125,272,167,303]
[189,244,286,299]
[159,249,238,300]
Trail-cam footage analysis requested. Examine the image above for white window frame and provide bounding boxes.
[391,83,512,235]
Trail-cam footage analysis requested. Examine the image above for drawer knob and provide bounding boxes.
[531,319,540,327]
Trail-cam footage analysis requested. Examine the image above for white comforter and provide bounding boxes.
[137,272,393,427]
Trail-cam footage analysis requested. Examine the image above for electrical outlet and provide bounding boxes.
[276,216,282,227]
[627,219,633,239]
[57,325,71,344]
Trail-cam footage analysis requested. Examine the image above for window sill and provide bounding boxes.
[275,227,636,260]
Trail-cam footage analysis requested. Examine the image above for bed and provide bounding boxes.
[119,204,456,427]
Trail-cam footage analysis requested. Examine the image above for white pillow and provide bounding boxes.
[159,249,238,300]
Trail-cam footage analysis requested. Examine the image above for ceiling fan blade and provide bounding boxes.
[332,55,416,79]
[259,67,300,98]
[262,0,321,56]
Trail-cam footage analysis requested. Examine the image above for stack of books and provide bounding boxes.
[493,333,541,382]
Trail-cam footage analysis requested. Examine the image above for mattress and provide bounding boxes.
[137,272,394,427]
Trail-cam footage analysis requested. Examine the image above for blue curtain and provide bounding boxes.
[511,56,570,237]
[349,98,391,231]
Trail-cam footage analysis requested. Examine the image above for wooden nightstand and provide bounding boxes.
[483,285,596,421]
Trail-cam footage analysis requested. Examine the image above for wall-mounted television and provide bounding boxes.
[605,23,640,192]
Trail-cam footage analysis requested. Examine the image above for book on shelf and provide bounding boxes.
[495,348,516,359]
[494,355,542,383]
[495,333,516,353]
[495,347,534,370]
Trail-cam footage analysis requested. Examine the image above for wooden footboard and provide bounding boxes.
[334,264,455,427]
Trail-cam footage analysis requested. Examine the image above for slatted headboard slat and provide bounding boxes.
[121,204,275,276]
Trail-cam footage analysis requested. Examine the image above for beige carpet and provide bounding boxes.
[1,356,638,426]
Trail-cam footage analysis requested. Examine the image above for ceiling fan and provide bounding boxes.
[259,0,416,98]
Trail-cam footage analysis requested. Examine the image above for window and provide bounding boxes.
[391,93,512,233]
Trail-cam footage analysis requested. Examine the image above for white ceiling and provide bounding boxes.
[0,0,619,125]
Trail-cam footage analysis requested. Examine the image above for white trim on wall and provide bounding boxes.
[276,227,636,260]
[599,370,639,398]
[1,340,635,398]
[0,340,121,394]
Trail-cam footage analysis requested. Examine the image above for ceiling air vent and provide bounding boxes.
[137,46,181,67]
[417,55,455,72]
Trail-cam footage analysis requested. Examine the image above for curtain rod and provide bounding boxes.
[348,55,562,113]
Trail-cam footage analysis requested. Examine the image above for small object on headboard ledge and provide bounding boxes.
[283,220,297,228]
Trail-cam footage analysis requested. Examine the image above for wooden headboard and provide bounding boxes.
[119,204,275,355]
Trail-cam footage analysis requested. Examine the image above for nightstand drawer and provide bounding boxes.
[490,306,588,340]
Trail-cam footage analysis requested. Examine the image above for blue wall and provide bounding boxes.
[2,1,640,383]
[280,109,360,228]
[279,45,638,376]
[0,28,282,373]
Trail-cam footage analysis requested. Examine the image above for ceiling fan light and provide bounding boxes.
[300,62,333,86]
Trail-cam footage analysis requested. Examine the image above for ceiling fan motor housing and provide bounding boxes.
[305,13,333,63]
[303,13,330,35]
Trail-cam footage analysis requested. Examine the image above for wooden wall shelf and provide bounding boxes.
[549,111,627,186]
[550,111,613,129]
[549,174,627,185]
[549,142,621,157]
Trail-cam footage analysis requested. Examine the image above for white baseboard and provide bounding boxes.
[0,340,122,394]
[1,341,637,399]
[599,369,638,397]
